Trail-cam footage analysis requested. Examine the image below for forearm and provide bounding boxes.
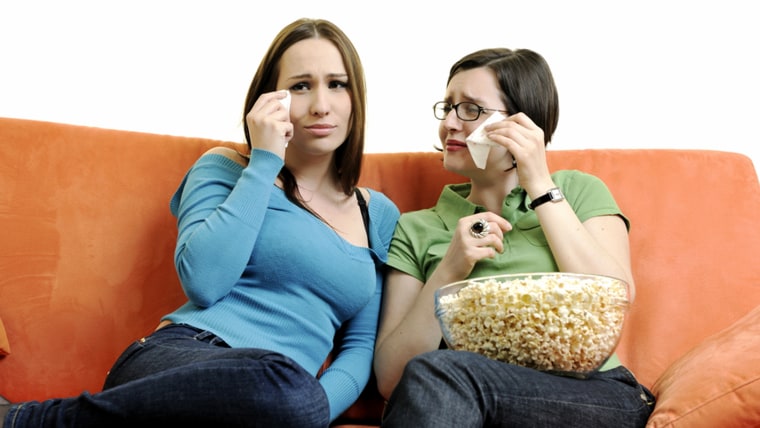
[174,151,283,305]
[374,272,449,399]
[535,199,633,284]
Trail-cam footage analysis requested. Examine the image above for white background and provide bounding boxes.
[1,1,758,170]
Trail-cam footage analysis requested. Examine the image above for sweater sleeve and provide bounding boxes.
[318,192,400,421]
[169,149,283,307]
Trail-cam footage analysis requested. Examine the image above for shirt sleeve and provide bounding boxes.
[561,171,630,230]
[169,149,283,307]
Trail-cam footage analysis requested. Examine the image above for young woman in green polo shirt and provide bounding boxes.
[374,48,654,427]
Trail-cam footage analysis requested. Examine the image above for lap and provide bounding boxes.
[387,350,654,428]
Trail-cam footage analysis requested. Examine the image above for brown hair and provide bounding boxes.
[447,48,559,145]
[242,18,367,204]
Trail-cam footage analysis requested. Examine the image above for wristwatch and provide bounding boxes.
[529,187,564,210]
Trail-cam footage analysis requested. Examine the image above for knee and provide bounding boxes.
[405,350,467,375]
[398,350,460,388]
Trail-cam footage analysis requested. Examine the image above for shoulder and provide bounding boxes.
[551,169,627,225]
[363,188,399,215]
[552,169,603,183]
[202,146,249,167]
[362,188,401,231]
[399,208,441,227]
[552,170,611,193]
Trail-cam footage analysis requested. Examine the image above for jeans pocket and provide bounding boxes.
[102,337,149,390]
[610,366,656,408]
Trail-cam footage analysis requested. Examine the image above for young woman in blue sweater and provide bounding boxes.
[2,18,399,428]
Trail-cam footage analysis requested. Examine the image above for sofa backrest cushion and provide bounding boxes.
[0,317,8,356]
[1,117,760,404]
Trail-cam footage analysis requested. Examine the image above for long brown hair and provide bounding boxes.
[242,18,367,209]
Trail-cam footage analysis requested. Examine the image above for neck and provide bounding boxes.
[467,172,520,213]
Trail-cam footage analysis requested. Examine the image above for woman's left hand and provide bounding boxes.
[433,213,512,283]
[485,112,555,195]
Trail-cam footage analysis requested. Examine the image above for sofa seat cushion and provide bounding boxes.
[646,304,760,427]
[0,316,9,356]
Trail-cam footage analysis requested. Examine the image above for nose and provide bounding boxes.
[443,108,462,131]
[310,87,330,117]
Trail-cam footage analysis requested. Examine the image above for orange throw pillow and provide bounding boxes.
[0,316,9,356]
[646,304,760,427]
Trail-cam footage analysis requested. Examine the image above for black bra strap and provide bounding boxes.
[354,188,370,236]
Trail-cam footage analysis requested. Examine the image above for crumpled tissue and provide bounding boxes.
[465,111,506,169]
[280,90,291,112]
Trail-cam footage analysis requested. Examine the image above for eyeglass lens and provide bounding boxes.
[433,102,482,121]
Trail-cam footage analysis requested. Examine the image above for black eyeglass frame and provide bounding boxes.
[432,101,508,122]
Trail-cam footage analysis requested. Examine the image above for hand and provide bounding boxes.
[437,212,512,281]
[244,90,293,158]
[485,112,554,195]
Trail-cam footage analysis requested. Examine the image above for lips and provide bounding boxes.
[445,139,467,151]
[305,123,336,137]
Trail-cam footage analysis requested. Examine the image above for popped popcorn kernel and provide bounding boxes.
[436,273,629,376]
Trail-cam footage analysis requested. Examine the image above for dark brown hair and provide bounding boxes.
[447,48,559,145]
[242,18,367,204]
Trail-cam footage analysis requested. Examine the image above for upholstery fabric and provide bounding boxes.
[1,117,760,426]
[0,317,9,356]
[646,304,760,427]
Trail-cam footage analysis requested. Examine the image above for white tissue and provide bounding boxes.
[280,90,291,112]
[465,111,506,169]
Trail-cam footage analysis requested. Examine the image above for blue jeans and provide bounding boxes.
[381,350,654,428]
[4,324,330,428]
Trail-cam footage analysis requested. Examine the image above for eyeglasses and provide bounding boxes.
[432,101,508,122]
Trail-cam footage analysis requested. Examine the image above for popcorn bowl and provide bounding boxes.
[434,272,632,378]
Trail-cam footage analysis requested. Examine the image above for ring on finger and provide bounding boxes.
[469,218,490,239]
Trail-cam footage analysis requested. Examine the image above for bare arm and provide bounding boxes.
[373,269,439,399]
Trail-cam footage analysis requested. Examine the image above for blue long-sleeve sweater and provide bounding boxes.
[163,149,399,420]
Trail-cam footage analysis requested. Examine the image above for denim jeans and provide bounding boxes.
[382,350,654,428]
[4,324,330,428]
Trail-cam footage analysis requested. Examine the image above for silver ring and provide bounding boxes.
[469,218,490,239]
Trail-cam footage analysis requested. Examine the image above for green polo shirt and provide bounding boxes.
[387,169,630,371]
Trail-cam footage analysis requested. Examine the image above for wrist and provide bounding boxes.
[528,187,565,210]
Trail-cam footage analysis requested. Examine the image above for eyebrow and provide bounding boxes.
[285,72,348,80]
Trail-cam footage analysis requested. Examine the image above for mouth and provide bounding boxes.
[445,139,467,151]
[305,123,336,137]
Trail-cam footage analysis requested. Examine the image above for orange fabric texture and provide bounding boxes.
[0,316,9,356]
[1,117,760,426]
[646,304,760,427]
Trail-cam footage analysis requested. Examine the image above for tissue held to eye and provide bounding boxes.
[465,112,506,169]
[280,90,291,112]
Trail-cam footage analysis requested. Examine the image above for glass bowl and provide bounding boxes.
[434,272,632,378]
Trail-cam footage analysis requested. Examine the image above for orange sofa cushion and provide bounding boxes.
[646,304,760,427]
[0,316,9,356]
[2,117,760,426]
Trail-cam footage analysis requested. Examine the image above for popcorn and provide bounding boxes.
[436,273,629,376]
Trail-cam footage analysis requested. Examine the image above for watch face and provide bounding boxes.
[550,188,563,199]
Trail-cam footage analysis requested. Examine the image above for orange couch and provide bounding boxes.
[2,117,760,427]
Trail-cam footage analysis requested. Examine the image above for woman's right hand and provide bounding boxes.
[244,90,293,158]
[436,212,512,282]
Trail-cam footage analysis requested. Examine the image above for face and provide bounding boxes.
[439,67,513,174]
[276,38,352,156]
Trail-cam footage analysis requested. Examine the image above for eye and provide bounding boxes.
[290,82,309,92]
[463,103,481,116]
[329,80,349,89]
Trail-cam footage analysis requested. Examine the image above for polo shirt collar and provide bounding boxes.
[434,183,483,229]
[434,183,529,229]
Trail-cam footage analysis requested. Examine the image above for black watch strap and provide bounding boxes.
[529,187,564,210]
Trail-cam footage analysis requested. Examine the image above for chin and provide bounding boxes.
[442,156,472,175]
